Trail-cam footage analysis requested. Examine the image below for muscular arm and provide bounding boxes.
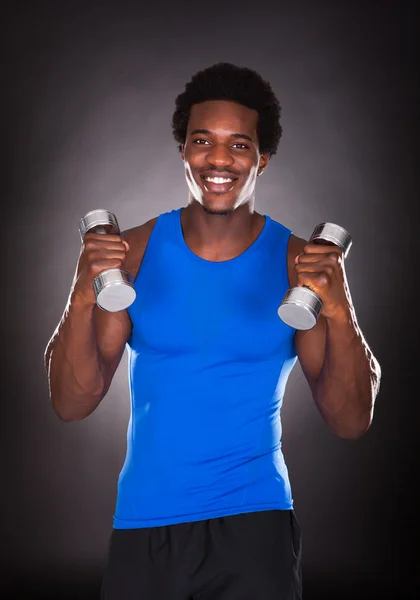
[288,235,381,440]
[44,218,157,422]
[44,300,131,422]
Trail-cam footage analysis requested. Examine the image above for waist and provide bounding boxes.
[115,444,292,526]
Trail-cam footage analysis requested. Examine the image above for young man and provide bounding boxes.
[45,63,381,599]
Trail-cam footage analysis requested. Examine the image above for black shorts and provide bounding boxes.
[101,509,302,599]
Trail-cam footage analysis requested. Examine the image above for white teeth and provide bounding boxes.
[204,176,233,183]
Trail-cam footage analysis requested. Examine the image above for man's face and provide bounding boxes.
[181,100,269,215]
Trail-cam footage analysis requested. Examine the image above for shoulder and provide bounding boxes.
[266,217,307,287]
[122,216,158,243]
[121,216,159,281]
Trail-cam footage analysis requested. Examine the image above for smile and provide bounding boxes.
[204,176,234,183]
[201,176,238,193]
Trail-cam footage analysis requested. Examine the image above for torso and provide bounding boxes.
[122,213,307,292]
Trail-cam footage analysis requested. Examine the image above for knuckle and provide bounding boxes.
[316,273,330,286]
[83,234,98,246]
[107,258,124,269]
[296,272,308,284]
[83,240,98,255]
[88,263,100,276]
[86,250,98,264]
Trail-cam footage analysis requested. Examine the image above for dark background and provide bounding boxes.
[1,1,417,598]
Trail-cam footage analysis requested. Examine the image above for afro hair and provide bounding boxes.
[171,62,282,157]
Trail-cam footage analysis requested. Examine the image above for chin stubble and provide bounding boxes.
[202,205,234,216]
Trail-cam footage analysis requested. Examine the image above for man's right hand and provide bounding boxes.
[72,232,130,308]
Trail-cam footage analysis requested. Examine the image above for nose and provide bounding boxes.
[206,143,234,168]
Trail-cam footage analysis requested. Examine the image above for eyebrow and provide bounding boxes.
[190,129,254,143]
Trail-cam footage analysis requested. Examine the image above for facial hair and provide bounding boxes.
[202,205,234,216]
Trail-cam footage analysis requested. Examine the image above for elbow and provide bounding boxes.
[50,394,101,423]
[48,376,107,423]
[51,402,85,423]
[335,425,370,441]
[52,406,93,423]
[54,409,82,423]
[333,411,373,440]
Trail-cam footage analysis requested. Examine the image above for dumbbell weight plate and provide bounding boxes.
[79,209,120,239]
[277,287,322,330]
[310,223,352,257]
[94,269,136,312]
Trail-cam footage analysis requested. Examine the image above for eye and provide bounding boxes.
[192,140,249,149]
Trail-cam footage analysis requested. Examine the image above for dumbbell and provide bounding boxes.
[277,223,352,330]
[78,209,136,312]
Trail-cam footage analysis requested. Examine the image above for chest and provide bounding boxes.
[130,247,295,362]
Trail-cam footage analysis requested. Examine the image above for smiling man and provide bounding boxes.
[45,63,381,599]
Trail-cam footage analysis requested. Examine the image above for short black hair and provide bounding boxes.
[171,62,282,157]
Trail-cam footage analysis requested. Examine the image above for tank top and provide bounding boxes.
[113,207,298,528]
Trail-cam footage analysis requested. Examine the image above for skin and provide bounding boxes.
[45,99,381,439]
[179,100,269,261]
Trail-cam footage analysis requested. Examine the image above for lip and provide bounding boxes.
[200,174,238,194]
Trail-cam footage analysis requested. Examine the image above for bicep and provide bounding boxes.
[94,308,132,390]
[287,233,326,392]
[94,218,155,376]
[294,315,327,393]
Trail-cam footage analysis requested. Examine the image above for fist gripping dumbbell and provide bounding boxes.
[277,223,352,330]
[78,209,136,312]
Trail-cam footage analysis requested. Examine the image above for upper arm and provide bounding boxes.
[294,318,326,393]
[287,233,327,394]
[94,309,132,392]
[94,216,158,391]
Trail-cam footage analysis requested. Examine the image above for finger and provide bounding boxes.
[84,232,123,243]
[92,258,125,269]
[84,238,127,252]
[296,271,331,289]
[302,243,343,255]
[85,249,128,265]
[94,250,128,260]
[296,251,342,264]
[295,262,335,274]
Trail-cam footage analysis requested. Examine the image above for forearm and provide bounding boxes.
[45,293,106,421]
[314,306,381,439]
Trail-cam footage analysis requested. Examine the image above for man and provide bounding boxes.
[44,62,381,599]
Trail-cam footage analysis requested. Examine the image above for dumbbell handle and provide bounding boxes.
[92,225,109,235]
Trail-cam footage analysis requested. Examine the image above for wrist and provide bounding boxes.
[324,304,355,327]
[69,288,97,314]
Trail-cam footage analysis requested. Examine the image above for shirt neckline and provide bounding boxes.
[176,207,271,265]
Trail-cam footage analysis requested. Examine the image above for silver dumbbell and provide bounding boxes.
[79,209,136,312]
[277,223,352,330]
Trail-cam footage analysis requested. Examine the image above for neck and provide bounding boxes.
[180,199,265,261]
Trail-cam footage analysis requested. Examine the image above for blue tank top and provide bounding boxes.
[113,207,298,529]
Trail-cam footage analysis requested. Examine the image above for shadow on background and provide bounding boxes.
[1,0,417,597]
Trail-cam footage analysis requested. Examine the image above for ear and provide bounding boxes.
[181,144,185,160]
[257,153,270,176]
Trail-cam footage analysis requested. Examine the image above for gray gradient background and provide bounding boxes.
[1,1,417,598]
